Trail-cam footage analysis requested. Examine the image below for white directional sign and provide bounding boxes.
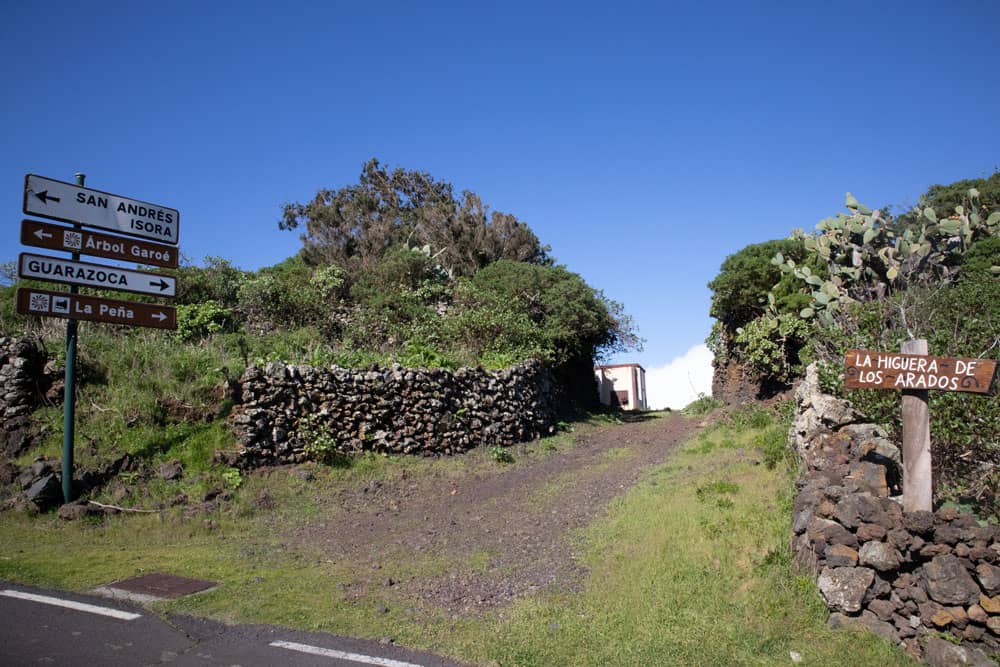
[18,252,176,298]
[23,174,179,245]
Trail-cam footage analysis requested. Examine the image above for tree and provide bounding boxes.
[280,158,550,278]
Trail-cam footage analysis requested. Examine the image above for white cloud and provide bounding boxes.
[645,344,714,410]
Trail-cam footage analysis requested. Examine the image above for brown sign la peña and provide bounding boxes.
[16,287,176,330]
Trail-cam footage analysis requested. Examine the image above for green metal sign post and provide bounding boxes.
[62,172,85,503]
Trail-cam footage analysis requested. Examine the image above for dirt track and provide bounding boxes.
[288,412,698,616]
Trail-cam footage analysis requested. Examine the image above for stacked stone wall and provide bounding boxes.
[790,364,999,664]
[0,336,48,458]
[229,359,561,466]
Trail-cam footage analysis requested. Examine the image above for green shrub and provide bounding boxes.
[732,313,812,383]
[461,260,639,365]
[695,479,739,501]
[756,424,795,471]
[398,336,457,369]
[173,256,246,308]
[222,467,243,490]
[727,404,777,430]
[708,239,817,331]
[298,415,352,467]
[960,235,1000,280]
[487,444,514,464]
[238,255,345,333]
[175,301,235,342]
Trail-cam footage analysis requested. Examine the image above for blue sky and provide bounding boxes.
[2,1,999,382]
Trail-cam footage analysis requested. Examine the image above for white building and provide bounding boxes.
[594,363,647,411]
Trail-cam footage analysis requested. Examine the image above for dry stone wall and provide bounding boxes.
[790,364,1000,664]
[229,359,562,466]
[0,336,48,458]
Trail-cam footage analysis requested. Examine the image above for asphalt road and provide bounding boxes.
[0,582,467,667]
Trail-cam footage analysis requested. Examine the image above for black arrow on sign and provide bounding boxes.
[34,190,61,204]
[150,279,170,292]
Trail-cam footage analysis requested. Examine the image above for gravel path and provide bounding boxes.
[289,413,698,616]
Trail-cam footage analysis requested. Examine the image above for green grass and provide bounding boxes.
[0,406,915,666]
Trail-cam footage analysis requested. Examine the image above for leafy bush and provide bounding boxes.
[460,260,639,366]
[756,424,795,471]
[173,256,246,308]
[706,239,823,382]
[708,239,817,331]
[175,301,235,342]
[238,255,345,333]
[732,312,812,383]
[726,404,778,430]
[443,277,545,366]
[298,415,352,467]
[222,467,243,490]
[960,235,1000,281]
[398,336,458,369]
[487,444,514,464]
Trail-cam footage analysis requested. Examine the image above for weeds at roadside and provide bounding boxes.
[695,479,739,502]
[682,393,723,416]
[222,468,243,491]
[757,423,797,471]
[487,444,514,464]
[299,415,354,467]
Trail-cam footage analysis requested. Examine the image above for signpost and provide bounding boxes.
[16,288,176,330]
[21,219,178,269]
[18,252,176,298]
[23,174,179,245]
[845,343,998,512]
[16,172,181,504]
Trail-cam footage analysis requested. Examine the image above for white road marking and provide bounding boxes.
[0,589,142,621]
[270,640,426,667]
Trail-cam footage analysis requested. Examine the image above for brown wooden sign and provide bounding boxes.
[20,219,178,269]
[845,349,997,394]
[17,287,176,330]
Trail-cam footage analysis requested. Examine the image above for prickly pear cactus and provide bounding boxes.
[773,190,999,324]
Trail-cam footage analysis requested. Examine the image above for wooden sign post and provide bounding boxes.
[899,339,932,514]
[844,342,998,513]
